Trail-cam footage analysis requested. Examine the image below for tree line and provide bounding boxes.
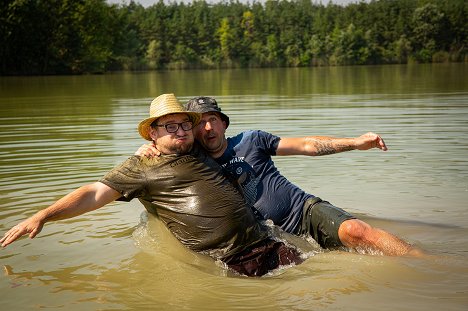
[1,0,466,75]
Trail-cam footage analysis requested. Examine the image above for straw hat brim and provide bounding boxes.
[138,112,201,141]
[138,93,202,141]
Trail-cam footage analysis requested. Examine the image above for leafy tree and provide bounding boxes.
[1,0,465,75]
[411,3,445,62]
[107,1,146,70]
[217,17,234,65]
[146,39,163,69]
[392,35,412,64]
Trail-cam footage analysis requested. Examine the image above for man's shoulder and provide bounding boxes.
[229,130,281,157]
[228,130,273,141]
[136,154,186,168]
[228,130,280,145]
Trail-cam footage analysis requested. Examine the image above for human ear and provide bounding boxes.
[149,127,158,141]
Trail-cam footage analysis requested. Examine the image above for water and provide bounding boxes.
[0,64,467,310]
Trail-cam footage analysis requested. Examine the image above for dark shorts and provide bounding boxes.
[223,239,303,277]
[299,197,356,249]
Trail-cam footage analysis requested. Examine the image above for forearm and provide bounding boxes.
[1,182,120,247]
[277,136,356,156]
[37,183,117,223]
[277,132,387,156]
[303,136,356,156]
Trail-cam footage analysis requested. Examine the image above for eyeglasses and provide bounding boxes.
[154,121,193,133]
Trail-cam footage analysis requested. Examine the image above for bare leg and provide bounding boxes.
[338,219,422,256]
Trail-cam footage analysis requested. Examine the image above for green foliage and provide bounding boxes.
[411,3,445,63]
[218,17,233,63]
[0,0,466,75]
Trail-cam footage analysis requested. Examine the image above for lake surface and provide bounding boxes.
[0,64,467,310]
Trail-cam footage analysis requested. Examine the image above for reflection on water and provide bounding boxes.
[1,64,467,310]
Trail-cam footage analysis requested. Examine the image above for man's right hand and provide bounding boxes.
[135,143,160,158]
[1,182,120,248]
[1,215,44,248]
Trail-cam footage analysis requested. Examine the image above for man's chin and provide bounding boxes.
[201,139,218,150]
[174,142,193,154]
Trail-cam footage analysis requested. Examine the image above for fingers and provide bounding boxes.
[29,226,42,239]
[135,144,160,158]
[1,223,38,248]
[1,226,25,248]
[377,135,388,151]
[362,132,388,151]
[134,144,149,156]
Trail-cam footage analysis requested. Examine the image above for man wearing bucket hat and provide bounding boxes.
[137,96,422,257]
[1,93,304,277]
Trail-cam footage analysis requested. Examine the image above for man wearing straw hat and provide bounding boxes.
[1,93,304,277]
[138,96,423,257]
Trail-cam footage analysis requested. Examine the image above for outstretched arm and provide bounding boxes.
[1,182,121,248]
[276,132,388,156]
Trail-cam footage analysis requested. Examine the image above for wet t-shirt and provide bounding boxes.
[99,144,268,260]
[216,130,314,234]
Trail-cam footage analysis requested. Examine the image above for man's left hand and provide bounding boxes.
[355,132,388,151]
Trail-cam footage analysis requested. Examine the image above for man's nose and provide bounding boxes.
[176,125,188,135]
[204,121,213,130]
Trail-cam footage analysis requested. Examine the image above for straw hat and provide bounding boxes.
[138,94,201,141]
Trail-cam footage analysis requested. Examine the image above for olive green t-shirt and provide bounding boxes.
[99,144,268,260]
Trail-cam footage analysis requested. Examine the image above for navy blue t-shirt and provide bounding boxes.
[215,130,314,234]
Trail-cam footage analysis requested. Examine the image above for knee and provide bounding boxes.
[338,219,371,246]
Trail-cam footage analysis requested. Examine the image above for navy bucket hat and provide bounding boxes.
[185,97,230,128]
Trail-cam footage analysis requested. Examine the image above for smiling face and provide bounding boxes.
[193,112,228,158]
[149,113,194,155]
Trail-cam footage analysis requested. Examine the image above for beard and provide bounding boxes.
[163,139,193,155]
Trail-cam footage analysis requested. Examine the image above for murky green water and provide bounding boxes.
[1,64,467,310]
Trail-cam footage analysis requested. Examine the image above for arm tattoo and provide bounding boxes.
[306,138,354,156]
